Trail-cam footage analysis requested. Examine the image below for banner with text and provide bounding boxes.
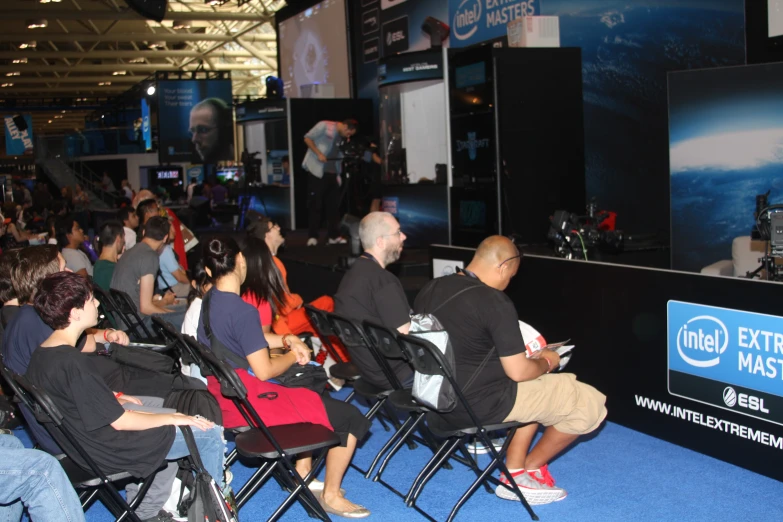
[449,0,539,48]
[4,114,34,155]
[157,79,234,164]
[668,300,783,427]
[141,98,152,151]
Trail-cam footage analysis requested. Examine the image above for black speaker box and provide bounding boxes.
[126,0,167,22]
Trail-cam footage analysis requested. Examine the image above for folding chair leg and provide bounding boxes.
[269,454,331,522]
[225,447,239,469]
[404,437,454,505]
[373,413,425,482]
[235,462,274,509]
[343,389,356,403]
[364,414,416,479]
[409,438,461,507]
[80,488,100,510]
[446,456,503,522]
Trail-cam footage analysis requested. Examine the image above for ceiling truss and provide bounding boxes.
[0,0,285,134]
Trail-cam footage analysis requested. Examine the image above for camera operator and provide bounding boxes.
[302,119,358,246]
[339,136,384,215]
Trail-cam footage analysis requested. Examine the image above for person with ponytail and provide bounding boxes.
[198,236,371,518]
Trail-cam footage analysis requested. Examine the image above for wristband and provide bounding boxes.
[103,329,115,342]
[543,357,552,374]
[114,392,123,399]
[282,334,293,350]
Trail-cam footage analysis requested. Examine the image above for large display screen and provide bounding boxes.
[278,0,351,98]
[157,79,234,164]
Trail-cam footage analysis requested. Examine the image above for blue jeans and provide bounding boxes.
[165,425,225,489]
[0,434,85,522]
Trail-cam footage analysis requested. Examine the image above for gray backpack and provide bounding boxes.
[410,285,490,412]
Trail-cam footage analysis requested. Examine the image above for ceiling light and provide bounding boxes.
[61,110,66,113]
[39,0,62,3]
[147,42,164,49]
[27,19,48,29]
[129,58,145,64]
[98,81,111,86]
[1,83,13,88]
[12,58,28,64]
[48,120,52,123]
[112,71,127,76]
[6,72,20,77]
[18,41,37,49]
[172,20,192,29]
[207,0,229,6]
[146,85,156,96]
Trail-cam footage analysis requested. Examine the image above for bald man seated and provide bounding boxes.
[413,235,607,506]
[334,211,414,389]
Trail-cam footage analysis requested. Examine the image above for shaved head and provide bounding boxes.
[465,235,521,291]
[474,236,520,266]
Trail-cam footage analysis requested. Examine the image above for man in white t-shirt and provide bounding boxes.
[118,207,138,250]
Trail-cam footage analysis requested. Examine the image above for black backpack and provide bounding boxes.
[177,426,238,522]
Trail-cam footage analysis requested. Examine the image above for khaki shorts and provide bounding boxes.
[502,373,607,435]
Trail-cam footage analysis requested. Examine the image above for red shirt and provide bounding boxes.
[242,291,273,326]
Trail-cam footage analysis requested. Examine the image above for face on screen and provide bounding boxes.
[189,105,220,162]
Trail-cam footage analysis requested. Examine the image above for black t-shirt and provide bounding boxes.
[26,346,174,477]
[334,256,413,388]
[413,274,525,428]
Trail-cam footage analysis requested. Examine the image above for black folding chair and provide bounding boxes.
[181,334,341,521]
[325,312,410,466]
[361,320,456,488]
[92,285,122,330]
[303,305,362,399]
[5,369,159,522]
[397,333,539,522]
[109,288,163,343]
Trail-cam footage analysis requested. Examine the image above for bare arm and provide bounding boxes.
[397,322,411,335]
[500,350,559,382]
[171,268,190,285]
[111,411,213,431]
[139,274,171,315]
[246,348,298,382]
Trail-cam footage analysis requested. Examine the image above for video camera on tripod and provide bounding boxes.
[547,200,624,260]
[748,191,783,280]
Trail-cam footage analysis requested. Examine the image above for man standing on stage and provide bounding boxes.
[303,119,358,246]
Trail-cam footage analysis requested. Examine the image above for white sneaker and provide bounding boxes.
[465,437,505,455]
[307,238,318,247]
[327,236,347,245]
[495,470,567,505]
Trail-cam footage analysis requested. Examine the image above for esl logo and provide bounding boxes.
[386,30,404,46]
[723,386,770,413]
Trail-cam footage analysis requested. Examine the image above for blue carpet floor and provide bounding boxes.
[14,386,783,522]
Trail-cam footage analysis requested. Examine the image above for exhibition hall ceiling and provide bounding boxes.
[0,0,283,132]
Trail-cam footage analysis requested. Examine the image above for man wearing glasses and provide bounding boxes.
[413,235,607,506]
[334,211,414,388]
[189,98,234,164]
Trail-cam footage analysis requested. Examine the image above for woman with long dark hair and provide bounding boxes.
[240,236,288,324]
[198,236,370,518]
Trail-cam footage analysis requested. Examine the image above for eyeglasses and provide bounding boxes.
[188,125,216,136]
[382,229,402,238]
[497,254,521,269]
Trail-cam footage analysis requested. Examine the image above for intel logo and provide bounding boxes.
[675,315,728,368]
[723,386,737,407]
[452,0,481,41]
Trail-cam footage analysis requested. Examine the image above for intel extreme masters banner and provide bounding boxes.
[668,300,783,427]
[449,0,539,48]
